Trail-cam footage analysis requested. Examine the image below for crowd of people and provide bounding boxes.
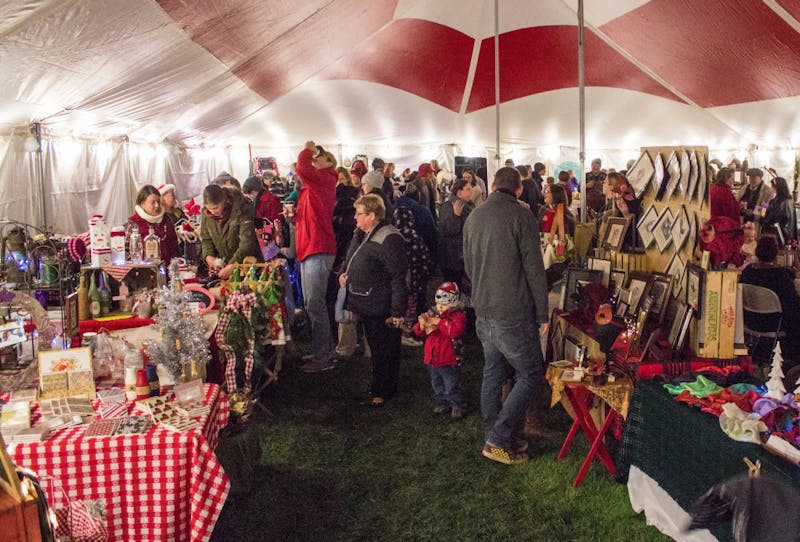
[123,143,800,465]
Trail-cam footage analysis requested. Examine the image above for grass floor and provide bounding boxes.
[210,331,670,542]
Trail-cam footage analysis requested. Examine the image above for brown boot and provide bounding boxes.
[522,381,561,439]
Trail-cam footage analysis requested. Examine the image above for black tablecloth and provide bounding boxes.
[616,380,800,541]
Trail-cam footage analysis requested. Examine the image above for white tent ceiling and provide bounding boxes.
[1,0,800,232]
[2,0,800,150]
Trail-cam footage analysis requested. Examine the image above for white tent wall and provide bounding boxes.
[0,133,41,227]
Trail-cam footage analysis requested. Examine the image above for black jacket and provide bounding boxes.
[343,221,408,318]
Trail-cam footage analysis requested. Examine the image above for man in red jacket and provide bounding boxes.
[296,141,338,372]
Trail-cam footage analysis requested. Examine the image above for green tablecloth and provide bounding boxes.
[616,380,800,541]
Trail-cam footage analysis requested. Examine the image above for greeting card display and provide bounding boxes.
[38,347,96,399]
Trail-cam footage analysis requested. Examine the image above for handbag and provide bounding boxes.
[335,284,355,323]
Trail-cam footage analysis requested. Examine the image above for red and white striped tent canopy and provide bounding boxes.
[2,0,800,230]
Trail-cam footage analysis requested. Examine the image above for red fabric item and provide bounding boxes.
[79,317,154,334]
[295,148,337,261]
[709,183,741,224]
[126,212,180,264]
[54,499,108,542]
[254,189,283,223]
[540,207,554,233]
[12,384,229,542]
[412,309,467,367]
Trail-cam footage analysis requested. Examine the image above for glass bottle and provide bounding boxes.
[98,271,111,316]
[88,271,101,318]
[129,228,143,264]
[144,226,160,263]
[77,273,90,320]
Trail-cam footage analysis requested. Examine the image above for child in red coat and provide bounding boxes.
[413,282,468,419]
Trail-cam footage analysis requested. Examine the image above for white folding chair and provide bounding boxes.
[740,283,784,363]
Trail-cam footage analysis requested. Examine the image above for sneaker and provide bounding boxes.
[301,359,335,373]
[432,404,448,415]
[481,442,528,465]
[335,347,355,358]
[450,406,465,419]
[401,335,423,347]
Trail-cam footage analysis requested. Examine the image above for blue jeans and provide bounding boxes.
[429,365,463,407]
[476,316,544,449]
[300,253,335,361]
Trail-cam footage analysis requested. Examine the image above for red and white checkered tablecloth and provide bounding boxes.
[10,384,230,542]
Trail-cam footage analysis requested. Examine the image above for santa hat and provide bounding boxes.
[350,160,367,178]
[418,163,433,177]
[157,183,176,196]
[435,282,460,307]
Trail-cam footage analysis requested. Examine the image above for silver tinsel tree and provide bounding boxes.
[146,264,210,382]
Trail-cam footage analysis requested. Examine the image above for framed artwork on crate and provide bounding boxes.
[648,272,674,324]
[670,206,691,252]
[561,267,603,312]
[610,270,626,298]
[678,150,690,197]
[689,211,699,252]
[615,289,630,318]
[652,207,674,253]
[662,151,680,200]
[666,299,692,352]
[665,252,686,298]
[637,204,659,249]
[686,264,704,316]
[602,216,630,252]
[627,151,655,198]
[588,257,612,288]
[696,153,708,206]
[625,272,654,317]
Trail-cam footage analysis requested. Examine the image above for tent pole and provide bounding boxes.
[494,0,500,170]
[577,0,586,222]
[30,122,47,228]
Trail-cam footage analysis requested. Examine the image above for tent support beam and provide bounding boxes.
[578,0,586,222]
[30,122,46,228]
[494,0,501,170]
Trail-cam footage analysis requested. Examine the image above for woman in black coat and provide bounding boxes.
[339,194,408,407]
[761,176,796,245]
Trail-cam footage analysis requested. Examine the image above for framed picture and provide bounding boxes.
[686,150,699,202]
[664,151,681,201]
[678,150,690,196]
[0,321,26,349]
[551,319,565,361]
[625,272,654,317]
[64,291,80,338]
[628,151,655,198]
[647,273,673,323]
[697,153,708,206]
[686,264,704,315]
[666,252,686,298]
[652,152,665,199]
[561,267,603,312]
[637,204,659,249]
[615,299,629,318]
[38,346,95,399]
[652,207,674,253]
[588,257,612,288]
[610,270,626,298]
[564,337,585,365]
[667,299,692,352]
[689,211,699,252]
[602,216,631,252]
[670,206,690,252]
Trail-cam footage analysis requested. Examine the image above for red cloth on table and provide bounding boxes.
[79,317,154,334]
[11,384,229,542]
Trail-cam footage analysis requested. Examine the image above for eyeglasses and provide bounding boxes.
[354,211,367,216]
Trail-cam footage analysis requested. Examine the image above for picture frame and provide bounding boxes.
[670,205,690,252]
[666,299,692,352]
[697,152,708,206]
[678,150,690,196]
[648,272,674,323]
[627,151,655,198]
[625,272,654,317]
[664,151,681,201]
[38,346,95,399]
[602,216,630,252]
[652,152,665,199]
[637,204,659,249]
[561,267,603,312]
[686,150,699,202]
[588,257,612,288]
[686,263,704,316]
[689,210,698,252]
[551,319,565,361]
[652,207,674,253]
[564,337,585,365]
[64,291,80,338]
[615,300,629,318]
[610,270,626,298]
[666,252,686,298]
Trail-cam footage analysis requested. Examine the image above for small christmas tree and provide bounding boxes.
[765,343,786,400]
[146,264,210,383]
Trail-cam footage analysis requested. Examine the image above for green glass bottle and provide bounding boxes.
[88,272,101,318]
